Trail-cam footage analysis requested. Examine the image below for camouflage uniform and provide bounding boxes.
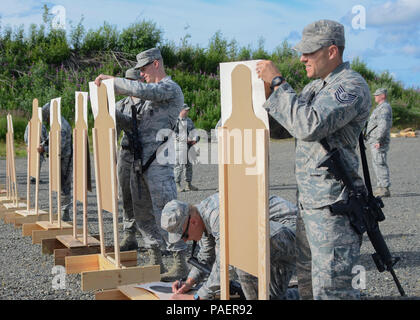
[365,90,392,189]
[264,20,371,299]
[162,193,299,300]
[115,95,145,235]
[113,72,186,253]
[174,115,198,184]
[24,122,48,180]
[41,103,73,216]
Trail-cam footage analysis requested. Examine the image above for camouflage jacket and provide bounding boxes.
[365,101,392,147]
[114,76,184,166]
[189,193,297,300]
[174,117,198,144]
[263,62,371,209]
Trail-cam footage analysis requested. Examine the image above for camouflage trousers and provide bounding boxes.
[234,226,297,300]
[296,205,362,300]
[118,150,186,252]
[60,155,72,212]
[174,145,193,183]
[370,145,390,188]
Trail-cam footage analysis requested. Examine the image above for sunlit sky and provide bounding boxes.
[1,0,419,88]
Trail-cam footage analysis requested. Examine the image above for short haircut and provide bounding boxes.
[338,46,344,58]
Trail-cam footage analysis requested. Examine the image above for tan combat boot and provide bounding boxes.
[148,247,167,274]
[375,187,391,198]
[185,182,198,191]
[176,182,184,193]
[120,230,138,252]
[160,250,189,282]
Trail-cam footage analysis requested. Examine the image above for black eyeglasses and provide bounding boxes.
[181,215,191,240]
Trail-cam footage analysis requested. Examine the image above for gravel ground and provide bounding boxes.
[0,137,419,300]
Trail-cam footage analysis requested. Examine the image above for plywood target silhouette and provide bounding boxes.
[15,99,47,220]
[218,61,270,300]
[0,114,26,213]
[49,98,62,194]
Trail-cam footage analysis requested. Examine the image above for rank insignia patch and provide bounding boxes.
[335,85,357,104]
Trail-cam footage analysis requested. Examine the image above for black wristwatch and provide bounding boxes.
[270,76,285,91]
[193,293,200,300]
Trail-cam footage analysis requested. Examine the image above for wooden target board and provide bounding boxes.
[89,80,117,214]
[218,61,270,300]
[49,98,62,193]
[28,99,42,179]
[74,91,92,203]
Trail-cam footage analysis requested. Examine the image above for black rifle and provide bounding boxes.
[188,241,245,299]
[126,104,143,200]
[317,135,405,296]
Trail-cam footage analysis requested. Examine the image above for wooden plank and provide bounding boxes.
[54,244,112,266]
[106,250,137,268]
[56,234,100,248]
[22,223,43,236]
[65,254,100,274]
[15,209,48,217]
[41,238,67,255]
[118,285,159,300]
[81,265,160,291]
[95,289,130,300]
[14,213,56,228]
[36,220,73,230]
[3,202,26,210]
[218,127,230,300]
[32,227,83,244]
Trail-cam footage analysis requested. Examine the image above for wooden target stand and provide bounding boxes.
[42,92,103,263]
[0,115,27,220]
[6,99,49,226]
[218,62,270,300]
[65,81,159,292]
[22,99,77,244]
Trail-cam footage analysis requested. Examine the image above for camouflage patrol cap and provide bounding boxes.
[293,19,345,54]
[134,48,162,69]
[125,68,142,80]
[373,88,387,96]
[161,200,190,244]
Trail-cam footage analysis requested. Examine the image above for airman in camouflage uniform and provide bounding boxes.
[257,20,371,299]
[24,122,48,184]
[115,68,146,251]
[161,193,299,300]
[95,48,188,281]
[174,104,199,192]
[365,88,392,197]
[38,102,73,221]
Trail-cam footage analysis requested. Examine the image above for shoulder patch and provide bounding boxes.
[335,85,358,104]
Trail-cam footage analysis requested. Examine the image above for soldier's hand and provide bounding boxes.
[37,146,45,153]
[374,143,380,149]
[170,293,195,300]
[256,60,282,85]
[172,278,194,294]
[94,74,114,87]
